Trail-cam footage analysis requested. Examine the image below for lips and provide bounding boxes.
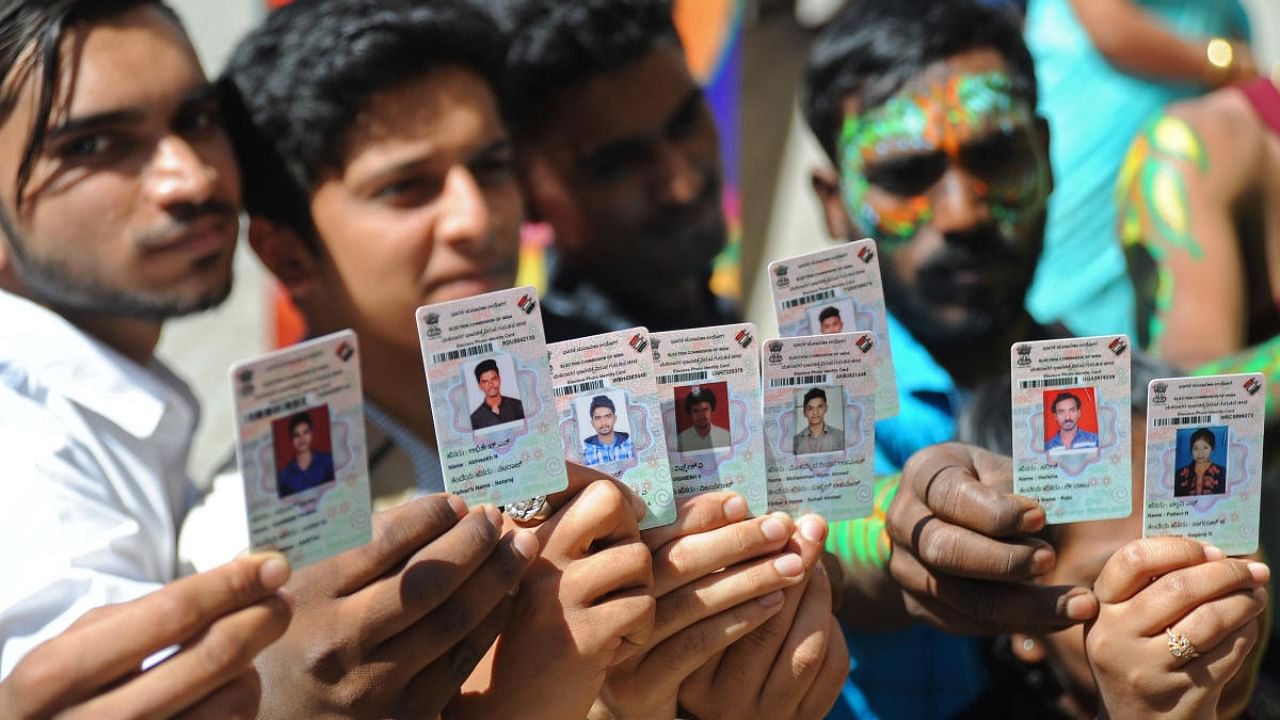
[139,214,235,258]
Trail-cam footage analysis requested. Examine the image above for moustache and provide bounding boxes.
[135,199,238,248]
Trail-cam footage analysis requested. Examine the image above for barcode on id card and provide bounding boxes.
[781,289,837,310]
[554,379,607,397]
[768,374,830,388]
[431,342,495,364]
[1152,415,1216,427]
[245,396,308,423]
[657,370,711,386]
[1018,375,1084,390]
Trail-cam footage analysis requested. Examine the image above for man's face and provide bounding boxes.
[306,67,521,355]
[690,400,713,431]
[0,6,240,319]
[291,421,312,454]
[804,397,828,427]
[517,42,725,284]
[478,369,501,399]
[834,49,1048,348]
[819,314,843,334]
[1054,398,1079,432]
[591,406,616,437]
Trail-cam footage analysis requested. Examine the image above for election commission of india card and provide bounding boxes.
[230,330,372,569]
[1143,374,1265,555]
[417,287,568,507]
[1011,335,1132,524]
[549,328,676,530]
[768,239,899,420]
[651,323,768,515]
[761,332,877,521]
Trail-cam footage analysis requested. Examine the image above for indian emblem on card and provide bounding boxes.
[767,340,784,365]
[1152,382,1168,404]
[1108,337,1128,355]
[1016,344,1032,367]
[857,244,875,263]
[774,264,790,288]
[735,328,754,349]
[629,333,648,353]
[1244,377,1263,395]
[650,336,661,360]
[855,334,874,353]
[517,294,538,314]
[425,311,442,339]
[237,368,255,397]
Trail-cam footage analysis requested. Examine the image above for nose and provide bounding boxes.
[652,140,704,206]
[930,168,989,235]
[437,166,492,249]
[144,135,217,208]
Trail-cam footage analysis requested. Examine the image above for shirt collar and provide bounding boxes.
[0,289,195,439]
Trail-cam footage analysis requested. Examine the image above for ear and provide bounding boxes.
[247,216,322,303]
[811,166,855,240]
[517,148,586,256]
[1010,633,1047,664]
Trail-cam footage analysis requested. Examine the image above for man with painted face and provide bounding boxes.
[802,2,1100,717]
[498,0,739,342]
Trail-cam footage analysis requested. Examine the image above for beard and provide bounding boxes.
[881,220,1042,350]
[5,229,233,321]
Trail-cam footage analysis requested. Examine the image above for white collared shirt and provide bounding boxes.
[0,290,198,677]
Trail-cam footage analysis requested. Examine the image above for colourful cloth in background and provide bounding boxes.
[1023,0,1250,339]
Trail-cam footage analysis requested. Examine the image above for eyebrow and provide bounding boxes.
[576,86,705,168]
[45,84,219,142]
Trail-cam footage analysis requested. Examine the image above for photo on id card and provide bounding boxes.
[418,287,567,507]
[549,328,676,529]
[768,239,898,419]
[1011,335,1132,524]
[651,324,768,515]
[1143,374,1264,555]
[231,330,372,569]
[762,333,876,521]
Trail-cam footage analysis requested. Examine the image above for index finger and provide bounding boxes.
[7,553,290,717]
[1093,537,1217,604]
[902,444,1044,538]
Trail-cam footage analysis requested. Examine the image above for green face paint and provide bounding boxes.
[1117,114,1209,352]
[836,71,1046,247]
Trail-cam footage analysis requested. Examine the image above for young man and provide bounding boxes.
[795,388,842,455]
[277,412,336,495]
[499,0,739,342]
[676,386,731,452]
[818,305,845,334]
[469,359,524,429]
[223,1,845,716]
[582,395,633,466]
[802,1,1101,716]
[1046,392,1098,451]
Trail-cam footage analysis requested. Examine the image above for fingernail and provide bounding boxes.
[761,517,788,542]
[757,590,785,607]
[512,529,539,560]
[259,554,291,589]
[1065,591,1097,621]
[1020,506,1045,533]
[1204,545,1226,561]
[481,504,503,529]
[774,553,804,577]
[1030,547,1055,575]
[723,495,749,520]
[447,494,467,518]
[799,516,826,544]
[1248,562,1270,584]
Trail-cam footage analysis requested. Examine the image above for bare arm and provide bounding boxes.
[1069,0,1253,85]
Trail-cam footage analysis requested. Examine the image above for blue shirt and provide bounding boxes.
[582,431,634,466]
[278,450,335,497]
[829,313,987,720]
[1046,428,1098,451]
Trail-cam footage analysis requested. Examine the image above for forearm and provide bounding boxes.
[1071,0,1223,85]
